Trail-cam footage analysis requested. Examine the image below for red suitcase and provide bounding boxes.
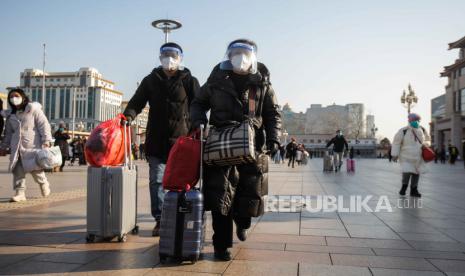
[162,131,201,191]
[346,159,355,173]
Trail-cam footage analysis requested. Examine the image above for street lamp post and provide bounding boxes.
[41,43,46,106]
[151,19,182,43]
[400,84,418,114]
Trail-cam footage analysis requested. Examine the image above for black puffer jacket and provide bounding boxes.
[124,67,200,162]
[191,63,282,148]
[190,63,282,217]
[326,135,349,153]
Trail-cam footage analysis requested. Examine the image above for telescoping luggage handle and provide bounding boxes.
[122,120,133,169]
[199,124,205,191]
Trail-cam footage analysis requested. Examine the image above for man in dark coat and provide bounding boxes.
[53,121,70,172]
[326,130,349,172]
[286,138,298,168]
[0,98,4,139]
[123,42,200,236]
[190,39,282,261]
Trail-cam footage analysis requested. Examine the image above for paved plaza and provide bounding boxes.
[1,156,465,275]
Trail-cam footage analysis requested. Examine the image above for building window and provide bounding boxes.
[303,139,307,143]
[65,88,70,118]
[310,139,314,143]
[462,88,465,115]
[51,89,56,119]
[59,89,65,118]
[317,139,321,143]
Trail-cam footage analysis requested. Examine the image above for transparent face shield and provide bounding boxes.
[219,42,257,74]
[159,47,184,71]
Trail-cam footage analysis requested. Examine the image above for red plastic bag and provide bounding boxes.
[422,146,436,163]
[85,114,129,167]
[162,131,201,191]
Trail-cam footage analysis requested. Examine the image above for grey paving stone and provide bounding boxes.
[0,260,82,275]
[286,243,374,255]
[299,263,372,276]
[409,241,465,252]
[331,253,438,271]
[224,260,297,276]
[370,267,445,276]
[326,237,412,249]
[300,228,350,237]
[345,224,400,240]
[397,232,457,242]
[373,248,465,260]
[428,259,465,273]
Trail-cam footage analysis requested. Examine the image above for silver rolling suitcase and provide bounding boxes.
[323,150,334,172]
[159,125,206,263]
[86,121,139,242]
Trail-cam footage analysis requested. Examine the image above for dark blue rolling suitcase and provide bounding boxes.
[159,125,206,263]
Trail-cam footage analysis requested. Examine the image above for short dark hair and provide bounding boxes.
[227,39,257,51]
[160,42,183,54]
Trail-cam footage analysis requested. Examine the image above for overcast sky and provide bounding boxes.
[1,0,464,139]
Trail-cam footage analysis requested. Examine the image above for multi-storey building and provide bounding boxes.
[432,35,465,152]
[18,67,123,131]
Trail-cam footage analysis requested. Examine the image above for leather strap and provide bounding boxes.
[248,87,256,117]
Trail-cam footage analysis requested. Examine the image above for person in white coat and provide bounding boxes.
[0,89,53,202]
[391,113,430,197]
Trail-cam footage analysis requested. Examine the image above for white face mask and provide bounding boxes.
[231,54,252,73]
[161,57,179,71]
[10,96,23,106]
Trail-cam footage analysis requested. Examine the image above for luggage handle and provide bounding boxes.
[122,119,133,169]
[199,124,204,191]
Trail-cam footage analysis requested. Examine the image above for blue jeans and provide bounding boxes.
[148,156,166,221]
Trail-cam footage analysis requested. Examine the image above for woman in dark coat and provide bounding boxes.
[190,39,282,261]
[54,122,70,172]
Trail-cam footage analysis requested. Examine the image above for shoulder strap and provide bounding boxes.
[248,87,256,117]
[411,128,423,145]
[403,129,407,136]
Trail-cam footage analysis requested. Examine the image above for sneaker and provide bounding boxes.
[11,190,26,202]
[214,249,232,261]
[152,221,161,237]
[236,228,248,242]
[40,184,51,197]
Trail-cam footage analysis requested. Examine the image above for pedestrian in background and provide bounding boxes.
[391,113,430,198]
[448,143,459,164]
[326,130,349,172]
[54,121,70,172]
[286,138,298,168]
[0,88,52,202]
[0,98,4,139]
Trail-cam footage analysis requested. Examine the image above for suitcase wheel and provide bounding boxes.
[159,254,167,264]
[190,256,199,263]
[131,226,139,235]
[118,234,128,242]
[86,234,96,243]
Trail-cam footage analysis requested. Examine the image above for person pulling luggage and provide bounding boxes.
[286,138,298,168]
[123,42,200,236]
[326,130,349,172]
[391,113,430,197]
[190,39,282,261]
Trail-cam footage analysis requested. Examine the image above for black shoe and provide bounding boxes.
[236,228,248,241]
[410,188,422,198]
[399,185,407,196]
[214,249,232,261]
[152,221,161,237]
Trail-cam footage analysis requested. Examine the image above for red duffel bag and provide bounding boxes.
[85,114,130,167]
[422,146,436,163]
[162,131,201,191]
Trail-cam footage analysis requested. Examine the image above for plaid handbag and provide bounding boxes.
[203,88,257,166]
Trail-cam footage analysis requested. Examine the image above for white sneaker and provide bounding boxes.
[11,190,27,202]
[41,184,51,197]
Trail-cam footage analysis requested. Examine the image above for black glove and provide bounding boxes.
[121,115,133,126]
[267,141,279,156]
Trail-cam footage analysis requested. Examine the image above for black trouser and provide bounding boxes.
[402,173,419,189]
[288,154,296,167]
[211,210,251,251]
[60,155,66,170]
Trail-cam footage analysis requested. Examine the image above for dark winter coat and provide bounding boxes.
[286,141,298,157]
[326,135,349,153]
[123,67,200,162]
[0,98,4,138]
[190,63,282,217]
[54,130,70,158]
